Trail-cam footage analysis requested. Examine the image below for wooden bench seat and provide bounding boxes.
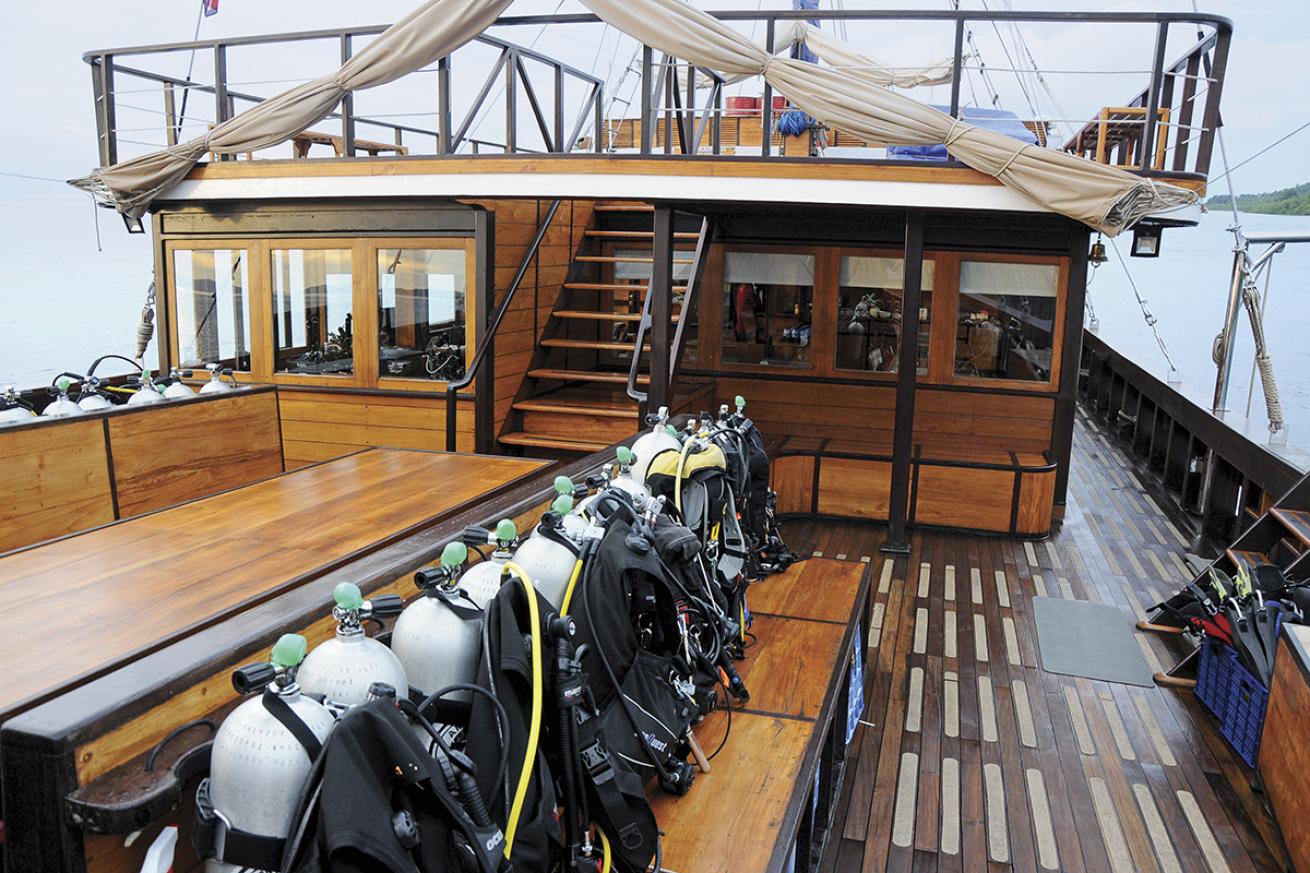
[652,558,871,872]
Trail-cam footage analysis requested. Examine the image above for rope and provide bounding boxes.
[1108,237,1176,373]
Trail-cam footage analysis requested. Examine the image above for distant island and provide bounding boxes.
[1207,182,1310,216]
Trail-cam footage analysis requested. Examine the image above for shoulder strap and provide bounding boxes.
[262,691,323,760]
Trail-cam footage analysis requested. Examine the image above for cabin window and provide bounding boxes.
[377,248,468,381]
[954,260,1059,382]
[721,252,815,368]
[836,256,936,375]
[172,249,251,371]
[270,248,355,376]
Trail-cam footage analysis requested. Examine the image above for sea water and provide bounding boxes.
[2,198,1307,446]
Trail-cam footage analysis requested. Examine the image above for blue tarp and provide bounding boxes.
[887,105,1036,161]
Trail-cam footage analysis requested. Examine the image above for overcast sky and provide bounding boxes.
[0,0,1306,384]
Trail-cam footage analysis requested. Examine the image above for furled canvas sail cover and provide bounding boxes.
[70,0,1195,234]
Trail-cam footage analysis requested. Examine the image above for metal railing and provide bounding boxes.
[446,199,563,452]
[85,9,1231,181]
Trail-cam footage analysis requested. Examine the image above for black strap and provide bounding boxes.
[262,691,323,760]
[435,586,484,621]
[537,521,582,556]
[194,776,287,870]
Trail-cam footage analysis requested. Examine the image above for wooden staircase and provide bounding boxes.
[498,202,714,455]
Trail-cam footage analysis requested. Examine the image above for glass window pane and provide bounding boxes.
[377,248,468,381]
[173,249,250,370]
[721,252,815,368]
[954,261,1059,382]
[837,256,935,374]
[271,248,354,375]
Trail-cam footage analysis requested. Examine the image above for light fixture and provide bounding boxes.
[121,214,145,234]
[1088,236,1108,265]
[1130,225,1162,258]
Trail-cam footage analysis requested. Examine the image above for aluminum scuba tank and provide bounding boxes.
[76,377,114,412]
[610,445,654,509]
[392,542,485,707]
[511,478,583,610]
[296,582,407,711]
[127,370,166,406]
[41,377,84,418]
[457,519,519,608]
[630,405,682,483]
[163,368,197,399]
[200,363,236,395]
[0,386,36,424]
[197,634,334,873]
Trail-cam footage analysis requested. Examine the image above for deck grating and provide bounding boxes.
[801,410,1288,873]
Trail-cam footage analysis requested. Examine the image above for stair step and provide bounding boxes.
[594,202,654,212]
[575,255,695,265]
[541,338,650,353]
[554,310,678,323]
[584,230,701,240]
[563,283,687,293]
[513,398,638,419]
[528,368,649,385]
[1226,548,1273,573]
[1271,508,1310,546]
[499,431,613,452]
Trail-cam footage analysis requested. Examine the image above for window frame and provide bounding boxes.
[163,239,260,376]
[831,245,943,383]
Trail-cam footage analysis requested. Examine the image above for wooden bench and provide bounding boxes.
[1063,106,1171,170]
[770,434,1057,536]
[292,130,410,158]
[652,558,871,872]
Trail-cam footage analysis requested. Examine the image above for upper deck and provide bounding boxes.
[85,7,1231,215]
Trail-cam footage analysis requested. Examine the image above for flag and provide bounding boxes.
[202,0,219,17]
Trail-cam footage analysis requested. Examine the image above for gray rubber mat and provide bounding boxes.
[1032,596,1155,687]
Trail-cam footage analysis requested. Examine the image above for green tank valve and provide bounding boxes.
[333,582,363,611]
[735,395,746,411]
[617,446,636,466]
[495,518,517,542]
[665,425,679,437]
[440,541,468,567]
[56,376,72,392]
[552,493,574,514]
[554,475,573,495]
[142,368,153,381]
[271,633,308,669]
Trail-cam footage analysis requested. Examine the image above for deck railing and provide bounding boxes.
[86,9,1230,183]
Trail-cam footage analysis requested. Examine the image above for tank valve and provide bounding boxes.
[232,633,307,694]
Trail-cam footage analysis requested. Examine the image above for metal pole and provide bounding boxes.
[761,19,775,157]
[883,210,925,555]
[1211,246,1245,414]
[948,18,965,117]
[1140,22,1168,171]
[640,46,653,155]
[339,35,355,156]
[649,206,674,412]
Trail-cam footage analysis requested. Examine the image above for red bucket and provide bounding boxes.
[725,96,759,117]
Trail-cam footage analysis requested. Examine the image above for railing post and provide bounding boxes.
[340,35,356,157]
[712,81,722,155]
[474,208,496,453]
[1172,52,1202,172]
[592,84,603,153]
[554,64,565,152]
[438,56,452,154]
[92,54,118,167]
[949,18,965,117]
[882,209,925,555]
[212,45,230,160]
[1194,25,1231,178]
[648,206,674,412]
[1140,22,1168,172]
[761,19,775,157]
[163,81,177,147]
[640,46,654,155]
[505,50,517,153]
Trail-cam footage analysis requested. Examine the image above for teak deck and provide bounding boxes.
[802,409,1287,873]
[0,448,548,721]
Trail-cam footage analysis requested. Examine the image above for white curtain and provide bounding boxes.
[70,0,514,218]
[840,256,936,290]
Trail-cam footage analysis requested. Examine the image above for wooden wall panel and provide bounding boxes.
[1016,470,1057,536]
[772,456,815,515]
[277,389,473,467]
[108,391,283,517]
[0,419,114,553]
[914,465,1015,531]
[817,457,891,520]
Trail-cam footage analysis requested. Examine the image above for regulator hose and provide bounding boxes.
[559,556,585,617]
[674,437,698,514]
[500,561,543,861]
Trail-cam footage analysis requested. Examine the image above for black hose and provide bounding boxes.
[556,641,580,853]
[417,682,510,807]
[84,354,143,378]
[456,769,494,828]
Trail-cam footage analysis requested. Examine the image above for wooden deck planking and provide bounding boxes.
[811,410,1287,873]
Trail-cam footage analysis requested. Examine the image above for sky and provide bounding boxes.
[0,0,1307,384]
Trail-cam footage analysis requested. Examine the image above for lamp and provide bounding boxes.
[1088,237,1108,265]
[121,214,145,234]
[1130,225,1162,258]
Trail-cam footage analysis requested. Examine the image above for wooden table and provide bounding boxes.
[0,448,548,720]
[651,558,870,872]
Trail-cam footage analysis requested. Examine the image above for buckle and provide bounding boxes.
[580,741,613,783]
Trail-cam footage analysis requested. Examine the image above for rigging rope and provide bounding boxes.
[1108,237,1177,374]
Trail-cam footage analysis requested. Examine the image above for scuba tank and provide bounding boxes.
[195,634,334,873]
[392,542,485,706]
[610,445,654,509]
[76,377,114,412]
[457,519,519,608]
[0,385,36,424]
[41,377,84,418]
[511,478,584,610]
[200,363,236,395]
[163,368,197,399]
[296,582,407,711]
[630,405,682,484]
[127,370,166,407]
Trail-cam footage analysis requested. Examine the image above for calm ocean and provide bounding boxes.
[3,200,1307,449]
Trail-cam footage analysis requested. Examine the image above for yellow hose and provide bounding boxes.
[500,561,542,860]
[559,557,585,617]
[598,829,613,873]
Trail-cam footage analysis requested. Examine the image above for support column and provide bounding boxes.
[882,210,925,555]
[649,205,674,413]
[473,209,496,454]
[1051,227,1090,509]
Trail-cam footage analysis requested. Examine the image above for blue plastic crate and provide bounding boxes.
[1194,639,1269,768]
